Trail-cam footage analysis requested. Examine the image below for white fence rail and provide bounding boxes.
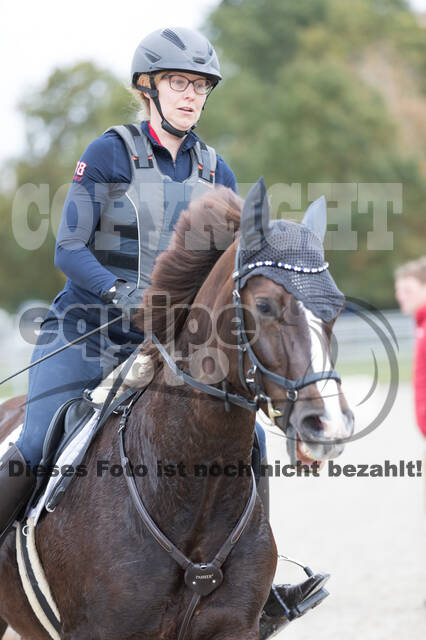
[333,309,414,362]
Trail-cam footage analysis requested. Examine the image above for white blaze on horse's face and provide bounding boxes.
[300,303,352,445]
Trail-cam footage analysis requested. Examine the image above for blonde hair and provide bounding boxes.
[128,71,168,122]
[395,257,426,284]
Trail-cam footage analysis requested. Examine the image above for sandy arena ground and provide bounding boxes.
[3,379,425,639]
[267,379,426,640]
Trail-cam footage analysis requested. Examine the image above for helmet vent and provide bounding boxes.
[161,29,186,50]
[145,51,161,63]
[193,57,206,64]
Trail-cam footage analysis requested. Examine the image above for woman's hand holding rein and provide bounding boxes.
[101,280,143,318]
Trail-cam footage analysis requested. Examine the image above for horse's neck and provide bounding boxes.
[157,282,252,462]
[134,364,254,465]
[125,270,255,540]
[125,363,255,547]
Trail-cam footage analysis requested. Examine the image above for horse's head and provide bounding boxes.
[139,180,353,466]
[193,179,353,465]
[230,178,354,464]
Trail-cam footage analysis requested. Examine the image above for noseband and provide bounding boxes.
[231,245,341,464]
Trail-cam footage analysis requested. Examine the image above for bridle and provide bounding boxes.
[152,243,341,425]
[117,240,342,639]
[231,244,341,464]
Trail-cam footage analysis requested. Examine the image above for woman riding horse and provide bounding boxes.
[0,27,327,635]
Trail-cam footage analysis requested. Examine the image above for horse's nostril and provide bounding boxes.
[302,414,323,432]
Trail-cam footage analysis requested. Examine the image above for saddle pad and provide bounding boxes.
[28,410,99,526]
[16,518,61,640]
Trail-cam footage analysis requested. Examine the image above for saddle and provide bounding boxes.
[41,396,94,469]
[26,387,139,517]
[27,395,94,510]
[25,347,147,517]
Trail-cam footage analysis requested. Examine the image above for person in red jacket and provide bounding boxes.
[395,257,426,438]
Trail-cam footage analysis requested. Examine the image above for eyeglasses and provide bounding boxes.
[162,74,214,95]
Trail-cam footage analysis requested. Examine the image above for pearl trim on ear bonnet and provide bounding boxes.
[236,179,344,323]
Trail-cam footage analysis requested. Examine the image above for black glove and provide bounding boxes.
[101,280,143,318]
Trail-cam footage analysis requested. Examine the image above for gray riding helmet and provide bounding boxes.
[131,27,222,86]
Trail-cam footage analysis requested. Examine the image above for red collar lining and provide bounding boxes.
[148,123,162,146]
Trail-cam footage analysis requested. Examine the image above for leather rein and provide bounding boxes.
[116,242,341,638]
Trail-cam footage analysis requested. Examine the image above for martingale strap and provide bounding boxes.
[118,395,257,640]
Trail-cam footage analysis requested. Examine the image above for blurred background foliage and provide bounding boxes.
[0,0,425,311]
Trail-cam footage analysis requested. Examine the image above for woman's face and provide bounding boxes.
[395,276,426,315]
[149,72,208,131]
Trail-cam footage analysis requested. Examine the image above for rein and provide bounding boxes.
[151,334,257,413]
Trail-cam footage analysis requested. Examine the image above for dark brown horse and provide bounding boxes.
[0,183,353,639]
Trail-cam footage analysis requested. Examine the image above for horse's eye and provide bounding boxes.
[256,300,275,316]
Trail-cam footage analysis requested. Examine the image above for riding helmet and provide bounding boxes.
[131,27,222,87]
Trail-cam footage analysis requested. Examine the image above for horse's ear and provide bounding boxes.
[240,177,271,250]
[302,195,327,242]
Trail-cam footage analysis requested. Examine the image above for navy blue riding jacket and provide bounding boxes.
[55,121,237,300]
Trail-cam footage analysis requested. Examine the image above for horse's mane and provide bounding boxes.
[135,186,242,355]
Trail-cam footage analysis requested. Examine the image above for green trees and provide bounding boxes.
[197,0,426,307]
[0,1,425,310]
[0,63,135,311]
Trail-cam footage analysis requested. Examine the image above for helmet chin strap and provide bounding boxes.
[136,75,197,139]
